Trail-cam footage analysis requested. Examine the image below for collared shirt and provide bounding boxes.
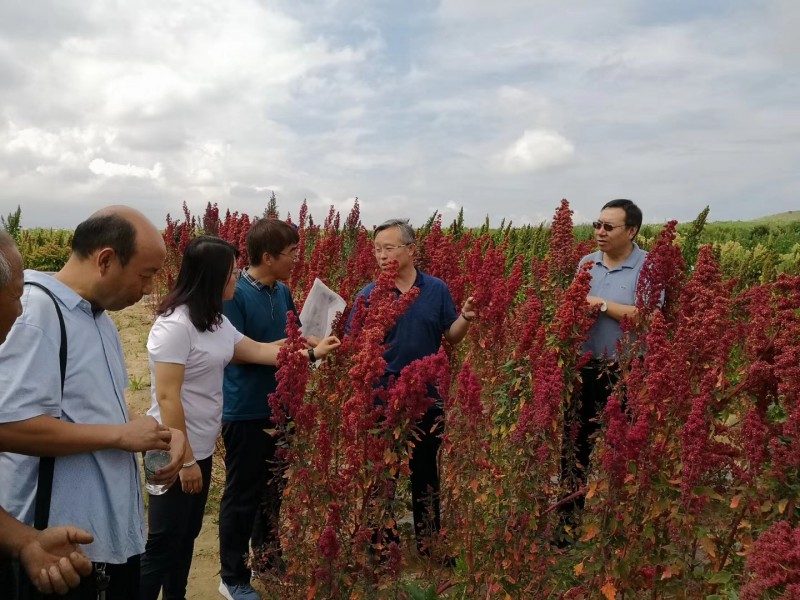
[0,270,145,564]
[350,270,458,374]
[222,271,298,421]
[580,243,648,360]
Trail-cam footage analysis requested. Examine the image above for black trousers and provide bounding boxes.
[139,456,213,600]
[374,373,446,553]
[561,364,619,512]
[408,403,445,552]
[37,555,140,600]
[218,419,285,585]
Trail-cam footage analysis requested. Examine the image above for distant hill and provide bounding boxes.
[751,211,800,224]
[701,210,800,226]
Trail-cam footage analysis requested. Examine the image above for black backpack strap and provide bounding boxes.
[23,281,67,531]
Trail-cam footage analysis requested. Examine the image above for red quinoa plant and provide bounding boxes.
[154,199,800,599]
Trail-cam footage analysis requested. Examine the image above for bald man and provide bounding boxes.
[0,208,185,599]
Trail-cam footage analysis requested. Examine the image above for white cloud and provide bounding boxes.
[498,129,575,173]
[0,0,797,228]
[89,158,163,179]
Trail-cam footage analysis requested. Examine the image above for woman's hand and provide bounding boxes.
[179,462,202,495]
[152,429,186,487]
[312,335,341,358]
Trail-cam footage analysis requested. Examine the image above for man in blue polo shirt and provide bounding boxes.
[218,219,317,600]
[561,199,647,524]
[350,218,476,561]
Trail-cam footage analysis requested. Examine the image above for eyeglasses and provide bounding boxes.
[373,244,412,255]
[280,248,299,260]
[592,221,627,232]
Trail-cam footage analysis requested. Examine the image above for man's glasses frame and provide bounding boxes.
[592,221,627,232]
[373,243,412,255]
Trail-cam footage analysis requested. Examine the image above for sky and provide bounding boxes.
[1,0,798,230]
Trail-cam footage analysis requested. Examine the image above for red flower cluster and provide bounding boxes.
[452,360,484,432]
[548,198,580,284]
[317,525,341,561]
[337,227,377,309]
[290,200,309,291]
[741,520,800,599]
[268,311,312,429]
[636,219,685,317]
[551,263,595,347]
[600,394,632,486]
[419,214,470,307]
[384,349,449,431]
[512,347,563,463]
[201,201,220,236]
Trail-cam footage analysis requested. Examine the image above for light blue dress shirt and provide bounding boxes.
[580,244,648,360]
[0,270,145,563]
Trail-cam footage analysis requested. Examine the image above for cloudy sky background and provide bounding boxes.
[1,0,798,229]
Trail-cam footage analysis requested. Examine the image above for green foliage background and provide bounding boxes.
[8,206,799,284]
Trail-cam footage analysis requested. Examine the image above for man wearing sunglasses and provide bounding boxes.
[561,199,646,533]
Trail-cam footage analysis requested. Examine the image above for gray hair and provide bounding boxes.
[0,232,17,289]
[375,219,415,245]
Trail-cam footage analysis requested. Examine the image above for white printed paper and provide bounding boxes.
[299,278,346,340]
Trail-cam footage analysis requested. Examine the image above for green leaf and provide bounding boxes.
[707,571,732,584]
[401,583,439,600]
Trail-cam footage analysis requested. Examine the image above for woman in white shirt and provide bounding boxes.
[139,236,339,600]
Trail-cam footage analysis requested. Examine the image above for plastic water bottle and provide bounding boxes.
[143,449,172,495]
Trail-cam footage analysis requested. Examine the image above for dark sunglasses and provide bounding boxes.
[592,221,627,232]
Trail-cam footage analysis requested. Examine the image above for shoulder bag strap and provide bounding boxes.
[23,281,67,531]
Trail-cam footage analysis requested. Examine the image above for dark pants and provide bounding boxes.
[561,364,619,514]
[376,401,445,553]
[38,555,140,600]
[409,403,445,552]
[139,456,213,600]
[219,419,285,585]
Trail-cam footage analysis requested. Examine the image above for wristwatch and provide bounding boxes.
[599,300,608,313]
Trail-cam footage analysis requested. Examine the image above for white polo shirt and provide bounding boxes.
[146,305,244,460]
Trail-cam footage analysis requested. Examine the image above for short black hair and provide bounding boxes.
[159,236,239,332]
[71,213,137,267]
[602,199,643,236]
[246,219,299,266]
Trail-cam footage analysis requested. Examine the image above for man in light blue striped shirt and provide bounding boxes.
[0,207,185,599]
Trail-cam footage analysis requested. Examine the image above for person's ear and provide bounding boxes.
[96,248,116,275]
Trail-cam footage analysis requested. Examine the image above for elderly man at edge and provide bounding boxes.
[0,231,94,596]
[0,208,185,599]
